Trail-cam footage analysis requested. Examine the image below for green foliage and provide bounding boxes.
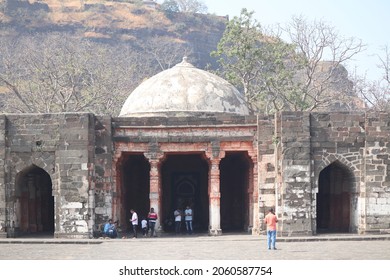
[161,0,207,14]
[176,0,207,13]
[212,9,300,113]
[160,0,179,19]
[213,9,363,113]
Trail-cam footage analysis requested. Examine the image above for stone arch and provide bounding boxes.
[14,154,56,178]
[160,153,209,233]
[315,153,358,176]
[13,164,54,236]
[115,153,151,232]
[316,160,358,233]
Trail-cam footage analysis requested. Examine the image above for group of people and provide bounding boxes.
[103,208,158,239]
[105,206,278,249]
[135,205,194,237]
[103,205,194,239]
[129,208,158,239]
[174,205,193,235]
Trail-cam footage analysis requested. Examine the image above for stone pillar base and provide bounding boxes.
[208,229,222,236]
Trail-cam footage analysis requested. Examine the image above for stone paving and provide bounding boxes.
[1,233,390,260]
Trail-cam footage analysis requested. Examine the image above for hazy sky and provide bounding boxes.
[201,0,389,81]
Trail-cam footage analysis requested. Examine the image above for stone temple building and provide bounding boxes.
[1,57,390,239]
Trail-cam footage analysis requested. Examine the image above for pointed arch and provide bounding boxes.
[316,160,357,233]
[14,164,54,236]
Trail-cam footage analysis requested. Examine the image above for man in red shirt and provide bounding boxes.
[264,208,278,250]
[147,207,158,237]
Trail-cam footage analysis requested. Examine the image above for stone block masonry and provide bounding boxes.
[1,111,390,238]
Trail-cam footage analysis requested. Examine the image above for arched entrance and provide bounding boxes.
[220,152,250,232]
[161,154,209,233]
[120,154,150,232]
[15,165,54,236]
[317,161,355,233]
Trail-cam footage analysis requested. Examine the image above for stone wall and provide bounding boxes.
[311,112,365,234]
[278,112,312,236]
[5,114,59,236]
[0,115,6,237]
[55,113,94,238]
[93,116,114,229]
[2,113,95,238]
[1,111,390,238]
[257,114,276,231]
[266,111,390,236]
[364,112,390,234]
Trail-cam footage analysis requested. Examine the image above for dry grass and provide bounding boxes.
[26,0,171,30]
[30,0,84,10]
[84,31,112,39]
[0,12,10,23]
[119,34,137,41]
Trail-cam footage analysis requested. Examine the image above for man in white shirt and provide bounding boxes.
[130,209,138,238]
[184,205,193,234]
[174,208,182,235]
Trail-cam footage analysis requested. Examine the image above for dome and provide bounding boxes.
[119,57,250,117]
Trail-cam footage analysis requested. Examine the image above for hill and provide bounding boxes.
[0,1,363,114]
[0,0,227,68]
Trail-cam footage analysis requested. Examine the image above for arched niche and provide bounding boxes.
[14,164,54,236]
[317,161,356,233]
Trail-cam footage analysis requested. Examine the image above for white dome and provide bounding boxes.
[119,57,250,117]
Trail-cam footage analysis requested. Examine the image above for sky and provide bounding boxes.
[201,0,390,82]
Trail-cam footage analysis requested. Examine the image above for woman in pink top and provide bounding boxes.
[264,208,278,250]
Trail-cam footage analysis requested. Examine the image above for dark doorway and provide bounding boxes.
[15,165,54,236]
[317,161,353,233]
[120,154,150,232]
[220,152,250,232]
[161,154,209,232]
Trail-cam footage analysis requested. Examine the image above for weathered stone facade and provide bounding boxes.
[0,111,390,238]
[258,111,390,236]
[1,59,390,239]
[0,113,96,238]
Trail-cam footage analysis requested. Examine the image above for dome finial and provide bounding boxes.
[176,56,194,68]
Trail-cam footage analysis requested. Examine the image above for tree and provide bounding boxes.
[353,45,390,111]
[140,35,194,71]
[282,15,364,111]
[212,9,299,113]
[161,0,207,14]
[212,10,365,113]
[0,34,147,115]
[161,0,180,15]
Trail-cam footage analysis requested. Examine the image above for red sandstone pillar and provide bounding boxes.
[209,158,222,236]
[149,159,161,231]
